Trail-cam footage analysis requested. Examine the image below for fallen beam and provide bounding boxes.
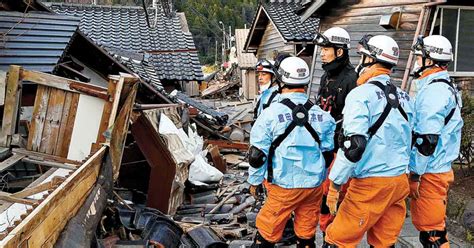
[205,140,249,151]
[0,154,25,173]
[0,192,37,205]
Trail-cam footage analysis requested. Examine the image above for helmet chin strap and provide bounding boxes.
[356,55,376,75]
[413,56,435,78]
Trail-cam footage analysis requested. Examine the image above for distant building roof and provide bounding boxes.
[46,3,203,81]
[262,1,319,42]
[0,11,80,73]
[245,0,319,52]
[235,29,257,69]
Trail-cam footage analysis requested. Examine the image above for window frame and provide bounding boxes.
[431,5,474,77]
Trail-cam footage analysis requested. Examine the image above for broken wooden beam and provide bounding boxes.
[205,140,249,151]
[0,65,21,147]
[0,154,25,173]
[0,192,38,205]
[20,69,109,101]
[12,177,64,199]
[22,157,78,170]
[207,145,226,173]
[12,148,81,165]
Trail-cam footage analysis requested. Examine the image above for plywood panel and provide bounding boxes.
[66,94,105,161]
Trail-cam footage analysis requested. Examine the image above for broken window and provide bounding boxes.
[431,6,474,76]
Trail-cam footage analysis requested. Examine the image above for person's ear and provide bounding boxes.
[336,48,344,58]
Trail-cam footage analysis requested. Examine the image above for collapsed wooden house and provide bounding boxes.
[0,65,138,247]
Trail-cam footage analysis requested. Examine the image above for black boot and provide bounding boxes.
[251,231,275,248]
[296,236,315,248]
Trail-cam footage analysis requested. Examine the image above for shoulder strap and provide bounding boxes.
[367,81,408,138]
[253,97,262,120]
[429,78,459,125]
[262,90,279,110]
[266,99,320,183]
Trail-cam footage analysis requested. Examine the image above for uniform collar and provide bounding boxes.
[279,92,307,100]
[416,70,450,91]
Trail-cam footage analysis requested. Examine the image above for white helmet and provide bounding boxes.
[276,57,310,86]
[255,59,275,75]
[412,35,453,62]
[358,35,399,65]
[314,27,351,49]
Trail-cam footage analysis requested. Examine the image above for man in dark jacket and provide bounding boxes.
[314,27,358,237]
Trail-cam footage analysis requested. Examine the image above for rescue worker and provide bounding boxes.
[247,56,336,248]
[323,35,414,247]
[254,59,279,120]
[409,35,463,248]
[313,27,357,236]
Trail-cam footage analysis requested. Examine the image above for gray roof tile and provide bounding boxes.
[263,1,319,42]
[46,3,203,81]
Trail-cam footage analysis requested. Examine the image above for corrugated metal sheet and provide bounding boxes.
[0,11,80,73]
[257,22,294,60]
[309,1,429,97]
[235,29,257,69]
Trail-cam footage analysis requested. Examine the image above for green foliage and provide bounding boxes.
[174,0,257,65]
[460,90,474,174]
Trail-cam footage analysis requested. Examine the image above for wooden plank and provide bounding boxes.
[20,69,109,100]
[0,71,6,106]
[22,157,78,170]
[0,192,37,205]
[0,147,106,247]
[0,66,21,147]
[95,78,118,146]
[12,148,81,165]
[58,93,79,158]
[110,82,138,180]
[27,174,95,247]
[205,140,249,151]
[208,144,226,173]
[54,92,74,157]
[0,154,25,173]
[39,88,66,155]
[12,177,63,199]
[27,85,50,152]
[108,76,124,126]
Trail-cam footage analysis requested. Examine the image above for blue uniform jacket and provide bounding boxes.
[248,92,336,188]
[329,74,414,185]
[409,70,463,175]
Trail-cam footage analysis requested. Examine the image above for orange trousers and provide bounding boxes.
[411,170,454,232]
[320,155,351,233]
[325,174,409,247]
[256,181,323,243]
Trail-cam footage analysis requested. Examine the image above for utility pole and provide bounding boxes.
[215,39,218,65]
[228,25,232,48]
[219,21,226,65]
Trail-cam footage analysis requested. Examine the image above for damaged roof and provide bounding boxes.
[46,3,203,81]
[0,11,80,73]
[245,0,319,51]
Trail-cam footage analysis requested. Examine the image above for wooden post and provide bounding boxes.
[0,65,22,147]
